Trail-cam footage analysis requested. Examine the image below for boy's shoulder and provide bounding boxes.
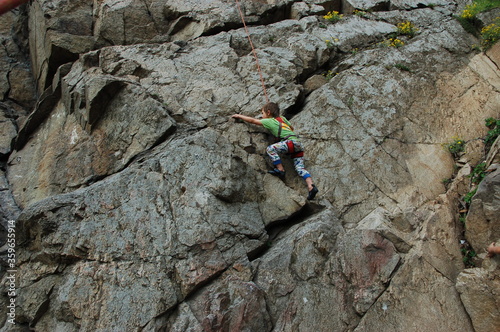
[263,116,288,122]
[261,117,277,124]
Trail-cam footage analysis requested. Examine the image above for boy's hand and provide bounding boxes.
[232,114,244,122]
[230,114,262,126]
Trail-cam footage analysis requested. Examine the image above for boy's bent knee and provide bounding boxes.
[266,145,277,153]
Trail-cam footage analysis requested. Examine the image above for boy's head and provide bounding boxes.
[261,102,280,118]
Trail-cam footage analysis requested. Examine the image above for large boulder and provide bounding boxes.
[2,1,500,331]
[465,165,500,257]
[11,128,271,331]
[0,7,35,113]
[457,267,500,332]
[7,83,176,208]
[0,108,17,157]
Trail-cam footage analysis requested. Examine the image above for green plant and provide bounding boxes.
[470,162,487,184]
[323,11,343,23]
[481,18,500,49]
[457,16,478,36]
[391,38,405,47]
[323,70,337,80]
[378,38,405,48]
[461,247,477,267]
[456,0,500,48]
[460,3,479,20]
[394,63,411,71]
[485,117,500,146]
[347,96,354,107]
[324,38,339,49]
[444,137,465,156]
[396,21,419,38]
[354,9,368,18]
[471,43,482,51]
[486,117,497,127]
[460,0,500,20]
[442,178,452,185]
[463,187,477,204]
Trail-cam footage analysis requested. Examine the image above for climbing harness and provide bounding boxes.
[275,116,293,140]
[234,0,270,104]
[275,117,304,159]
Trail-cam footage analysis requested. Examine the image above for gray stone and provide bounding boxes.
[0,112,16,156]
[457,267,500,332]
[355,253,474,331]
[465,165,500,253]
[2,0,500,330]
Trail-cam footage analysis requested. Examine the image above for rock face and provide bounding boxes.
[465,165,500,251]
[1,0,500,331]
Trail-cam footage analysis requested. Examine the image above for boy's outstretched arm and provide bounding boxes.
[232,114,263,126]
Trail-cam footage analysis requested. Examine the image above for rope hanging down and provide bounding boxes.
[234,0,270,104]
[0,0,30,15]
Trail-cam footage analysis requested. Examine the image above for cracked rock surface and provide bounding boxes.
[1,0,500,331]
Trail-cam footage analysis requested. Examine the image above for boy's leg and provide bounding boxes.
[293,156,311,186]
[305,177,314,191]
[293,156,318,199]
[266,142,289,172]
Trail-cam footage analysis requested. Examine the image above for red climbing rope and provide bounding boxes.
[234,0,270,104]
[0,0,29,15]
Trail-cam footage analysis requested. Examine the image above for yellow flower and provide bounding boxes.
[481,19,500,49]
[396,21,418,37]
[460,3,477,19]
[390,38,405,47]
[323,70,337,80]
[323,11,343,23]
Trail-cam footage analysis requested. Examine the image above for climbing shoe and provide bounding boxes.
[268,168,285,177]
[307,185,319,200]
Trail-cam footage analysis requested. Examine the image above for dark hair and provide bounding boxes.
[262,102,280,118]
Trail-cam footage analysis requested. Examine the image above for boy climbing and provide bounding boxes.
[232,102,319,200]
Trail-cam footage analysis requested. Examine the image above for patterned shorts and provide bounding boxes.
[266,140,311,180]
